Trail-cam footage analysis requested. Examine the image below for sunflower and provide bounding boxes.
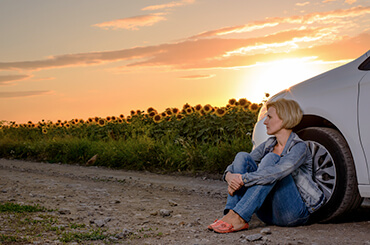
[130,110,136,116]
[161,112,167,117]
[98,119,106,126]
[119,114,125,119]
[228,98,237,106]
[183,103,191,110]
[136,110,142,115]
[153,114,162,123]
[194,104,202,112]
[203,104,213,114]
[147,107,156,114]
[238,98,251,107]
[172,108,180,114]
[165,108,173,116]
[64,123,71,128]
[249,103,260,112]
[79,119,85,124]
[176,114,184,120]
[94,117,99,122]
[185,107,194,114]
[215,107,227,117]
[111,116,117,121]
[148,110,157,117]
[106,116,112,122]
[42,128,48,134]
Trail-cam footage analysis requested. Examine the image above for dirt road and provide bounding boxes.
[1,158,369,244]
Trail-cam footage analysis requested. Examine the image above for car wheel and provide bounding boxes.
[297,127,363,222]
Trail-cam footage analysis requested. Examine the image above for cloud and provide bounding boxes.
[1,7,369,74]
[0,74,31,85]
[345,0,357,4]
[1,28,368,73]
[0,90,51,98]
[142,0,195,11]
[189,6,370,39]
[0,45,163,71]
[296,2,310,7]
[93,13,167,30]
[179,74,215,79]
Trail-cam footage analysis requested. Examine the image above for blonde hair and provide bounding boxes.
[266,98,303,129]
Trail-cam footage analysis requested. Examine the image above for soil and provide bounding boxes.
[0,158,369,244]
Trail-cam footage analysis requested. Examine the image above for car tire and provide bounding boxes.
[297,127,363,222]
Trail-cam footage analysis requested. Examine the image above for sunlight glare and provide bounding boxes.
[238,57,323,103]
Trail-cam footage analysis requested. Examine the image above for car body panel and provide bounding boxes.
[252,50,370,198]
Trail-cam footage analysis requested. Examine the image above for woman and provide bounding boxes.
[208,98,325,233]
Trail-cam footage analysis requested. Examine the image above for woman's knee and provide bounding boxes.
[259,152,280,168]
[232,152,257,173]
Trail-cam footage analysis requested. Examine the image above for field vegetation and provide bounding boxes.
[0,98,261,175]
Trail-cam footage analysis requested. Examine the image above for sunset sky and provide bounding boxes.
[1,0,369,124]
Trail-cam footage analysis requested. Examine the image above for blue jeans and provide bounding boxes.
[224,152,310,227]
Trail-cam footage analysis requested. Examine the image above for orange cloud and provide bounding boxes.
[92,13,167,30]
[142,0,195,11]
[0,90,51,98]
[189,6,370,39]
[296,2,310,7]
[0,24,368,73]
[179,74,215,79]
[0,74,31,85]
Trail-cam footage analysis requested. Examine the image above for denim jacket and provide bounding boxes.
[227,132,325,213]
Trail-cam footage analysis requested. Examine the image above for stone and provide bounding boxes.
[260,227,272,235]
[58,208,71,215]
[159,209,173,217]
[169,200,178,206]
[245,233,263,242]
[94,219,105,227]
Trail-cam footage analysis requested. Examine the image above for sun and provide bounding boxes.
[238,57,324,103]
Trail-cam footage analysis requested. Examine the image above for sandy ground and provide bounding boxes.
[0,158,369,244]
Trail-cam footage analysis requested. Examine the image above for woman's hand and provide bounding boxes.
[225,172,244,196]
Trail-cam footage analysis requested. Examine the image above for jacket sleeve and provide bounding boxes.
[242,141,308,187]
[223,141,267,181]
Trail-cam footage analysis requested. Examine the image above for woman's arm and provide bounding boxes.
[242,141,309,187]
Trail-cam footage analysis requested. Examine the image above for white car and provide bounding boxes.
[252,50,370,222]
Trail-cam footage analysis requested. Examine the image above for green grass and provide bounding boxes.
[0,202,48,213]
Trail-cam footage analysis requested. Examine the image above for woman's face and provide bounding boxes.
[264,107,284,135]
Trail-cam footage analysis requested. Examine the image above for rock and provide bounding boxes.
[169,200,178,206]
[94,219,105,227]
[245,233,263,242]
[116,228,133,239]
[260,227,272,235]
[58,208,71,215]
[159,209,173,217]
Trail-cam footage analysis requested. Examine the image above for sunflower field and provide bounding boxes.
[0,98,261,175]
